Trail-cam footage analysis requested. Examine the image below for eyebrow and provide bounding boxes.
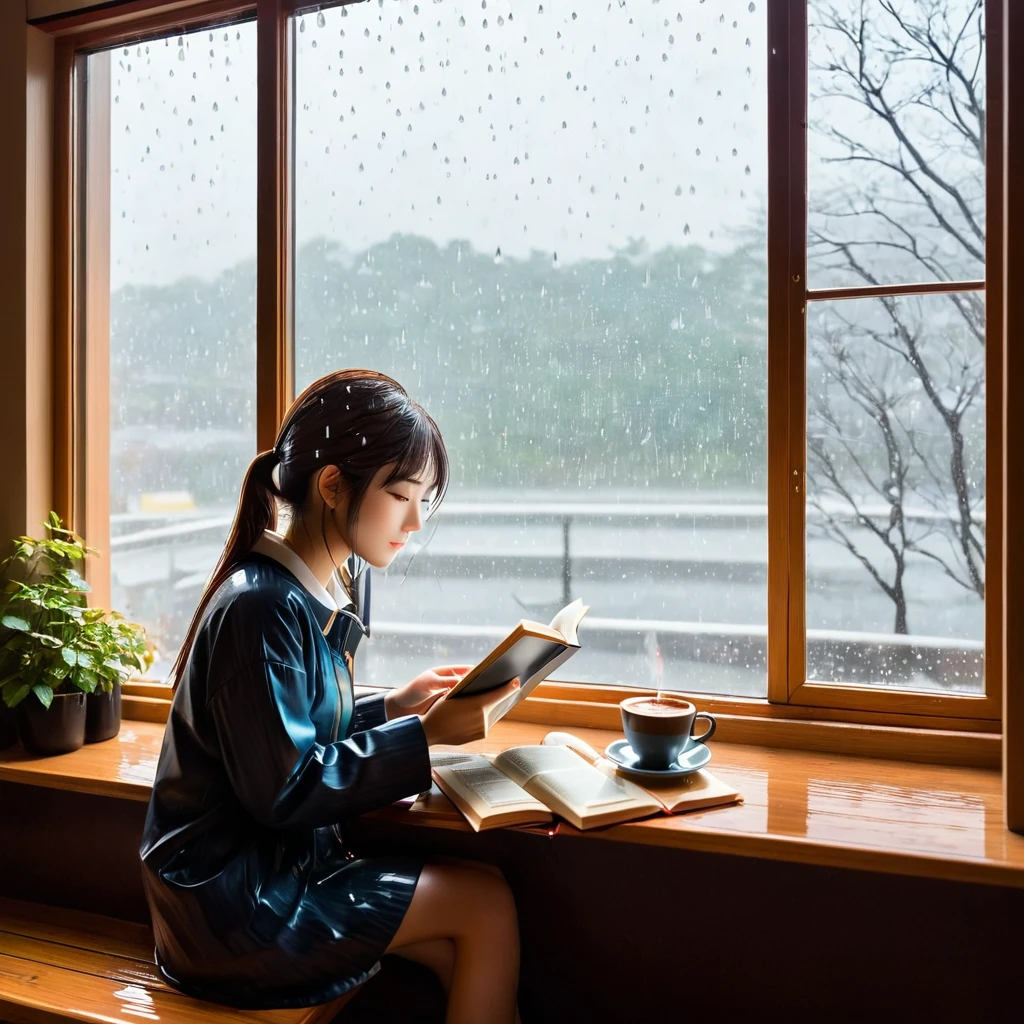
[394,477,427,486]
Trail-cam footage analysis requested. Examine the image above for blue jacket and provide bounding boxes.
[140,549,430,1009]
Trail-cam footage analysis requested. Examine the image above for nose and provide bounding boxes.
[404,502,423,534]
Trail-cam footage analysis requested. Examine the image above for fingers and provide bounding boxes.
[433,665,474,678]
[469,677,520,706]
[424,674,454,688]
[427,675,460,693]
[419,689,448,714]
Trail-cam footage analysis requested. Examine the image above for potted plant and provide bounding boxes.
[0,513,147,756]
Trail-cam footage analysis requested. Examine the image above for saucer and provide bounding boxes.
[604,738,712,778]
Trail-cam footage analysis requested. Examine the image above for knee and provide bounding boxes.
[465,868,518,941]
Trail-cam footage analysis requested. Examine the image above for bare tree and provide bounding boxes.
[806,0,986,636]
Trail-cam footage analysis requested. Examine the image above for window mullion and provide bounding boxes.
[76,48,112,611]
[766,0,808,705]
[256,0,292,450]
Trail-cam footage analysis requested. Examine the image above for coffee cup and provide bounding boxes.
[619,696,717,771]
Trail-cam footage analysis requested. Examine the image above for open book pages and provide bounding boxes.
[542,732,743,814]
[431,745,663,832]
[429,751,552,832]
[539,597,589,645]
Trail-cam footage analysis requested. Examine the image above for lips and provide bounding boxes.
[389,542,405,548]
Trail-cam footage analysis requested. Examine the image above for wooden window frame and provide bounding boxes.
[38,0,1018,780]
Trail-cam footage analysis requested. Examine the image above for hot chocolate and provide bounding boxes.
[627,697,690,717]
[619,695,717,770]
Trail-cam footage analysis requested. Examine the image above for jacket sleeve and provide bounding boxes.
[351,692,388,732]
[210,665,429,829]
[206,597,429,829]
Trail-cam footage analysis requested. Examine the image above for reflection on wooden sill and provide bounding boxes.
[0,718,1019,888]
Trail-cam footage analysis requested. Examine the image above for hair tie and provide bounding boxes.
[269,448,283,492]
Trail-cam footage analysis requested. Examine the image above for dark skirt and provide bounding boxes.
[150,851,423,1011]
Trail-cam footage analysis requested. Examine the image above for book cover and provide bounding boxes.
[446,599,589,701]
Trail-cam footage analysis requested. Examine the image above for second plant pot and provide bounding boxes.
[19,691,87,756]
[0,702,18,751]
[86,686,122,743]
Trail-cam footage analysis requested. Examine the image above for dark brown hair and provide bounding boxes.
[169,368,448,690]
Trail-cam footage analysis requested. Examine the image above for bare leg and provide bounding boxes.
[387,864,519,1024]
[391,937,454,994]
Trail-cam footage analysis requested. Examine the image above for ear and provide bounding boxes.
[316,465,346,509]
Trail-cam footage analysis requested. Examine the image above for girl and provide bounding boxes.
[140,369,521,1023]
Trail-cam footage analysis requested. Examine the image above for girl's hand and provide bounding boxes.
[419,678,521,747]
[384,664,475,720]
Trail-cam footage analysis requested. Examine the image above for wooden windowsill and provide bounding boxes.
[1,716,1022,889]
[120,681,1002,768]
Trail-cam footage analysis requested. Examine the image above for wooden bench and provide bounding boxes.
[0,897,353,1024]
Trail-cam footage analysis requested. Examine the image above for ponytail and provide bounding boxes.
[169,449,279,691]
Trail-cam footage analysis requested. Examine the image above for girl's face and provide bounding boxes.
[347,463,435,568]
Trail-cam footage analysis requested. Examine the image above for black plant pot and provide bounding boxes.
[19,691,87,756]
[86,686,122,743]
[0,701,18,751]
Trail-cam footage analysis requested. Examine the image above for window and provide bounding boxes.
[798,0,991,706]
[49,0,1002,736]
[292,0,770,696]
[75,23,258,678]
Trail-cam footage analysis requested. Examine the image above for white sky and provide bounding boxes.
[106,1,768,289]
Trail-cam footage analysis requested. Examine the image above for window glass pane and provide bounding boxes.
[293,2,768,696]
[807,0,985,288]
[805,292,985,693]
[96,26,258,679]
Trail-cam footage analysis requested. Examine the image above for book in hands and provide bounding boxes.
[442,599,590,731]
[430,742,663,833]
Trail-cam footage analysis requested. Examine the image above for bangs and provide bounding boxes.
[383,404,449,510]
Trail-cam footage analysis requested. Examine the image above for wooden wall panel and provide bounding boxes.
[1003,0,1024,833]
[0,21,55,550]
[25,30,56,540]
[4,774,1020,1023]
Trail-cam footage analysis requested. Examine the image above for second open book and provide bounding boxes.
[429,732,742,832]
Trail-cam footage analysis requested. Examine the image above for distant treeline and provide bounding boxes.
[110,234,768,510]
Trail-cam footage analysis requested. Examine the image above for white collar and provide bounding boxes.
[252,530,353,611]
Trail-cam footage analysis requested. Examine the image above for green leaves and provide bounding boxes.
[30,683,53,709]
[0,512,147,712]
[2,683,31,708]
